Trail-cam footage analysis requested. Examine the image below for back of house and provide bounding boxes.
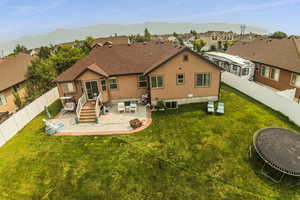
[55,41,221,121]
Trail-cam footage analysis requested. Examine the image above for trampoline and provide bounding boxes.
[252,127,300,183]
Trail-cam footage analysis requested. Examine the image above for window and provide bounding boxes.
[195,73,211,87]
[109,78,118,90]
[261,65,270,78]
[138,75,147,88]
[165,101,177,109]
[270,68,280,81]
[62,82,75,93]
[100,79,107,91]
[176,74,185,84]
[183,55,189,61]
[242,68,249,76]
[232,65,238,71]
[291,73,300,87]
[150,76,164,88]
[0,94,7,106]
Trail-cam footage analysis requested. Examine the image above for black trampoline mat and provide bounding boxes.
[253,127,300,176]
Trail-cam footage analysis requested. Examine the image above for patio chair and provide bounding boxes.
[63,102,76,112]
[118,102,125,113]
[130,103,137,113]
[42,119,64,135]
[216,102,224,115]
[207,101,214,114]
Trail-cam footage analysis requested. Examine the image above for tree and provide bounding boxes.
[269,31,287,39]
[210,44,217,51]
[190,30,197,36]
[173,32,178,37]
[144,28,151,41]
[26,58,57,99]
[13,92,24,109]
[50,46,85,74]
[193,39,207,52]
[217,41,222,50]
[223,41,229,51]
[13,44,27,54]
[38,46,52,59]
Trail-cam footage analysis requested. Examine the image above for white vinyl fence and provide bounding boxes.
[0,87,59,147]
[222,72,300,126]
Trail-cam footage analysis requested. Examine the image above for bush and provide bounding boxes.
[13,92,24,109]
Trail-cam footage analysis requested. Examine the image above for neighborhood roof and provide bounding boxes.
[55,41,215,82]
[58,36,129,48]
[0,53,34,92]
[226,37,300,73]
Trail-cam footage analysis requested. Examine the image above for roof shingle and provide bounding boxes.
[55,42,186,82]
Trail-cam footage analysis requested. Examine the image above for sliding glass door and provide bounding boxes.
[84,80,99,100]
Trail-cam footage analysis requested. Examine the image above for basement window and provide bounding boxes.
[165,101,178,109]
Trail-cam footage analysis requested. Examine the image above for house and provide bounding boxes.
[57,36,129,48]
[0,53,34,113]
[226,36,300,100]
[55,42,221,122]
[203,52,255,80]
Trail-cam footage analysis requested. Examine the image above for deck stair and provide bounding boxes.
[79,102,97,123]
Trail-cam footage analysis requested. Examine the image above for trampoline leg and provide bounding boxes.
[248,145,252,158]
[261,162,285,183]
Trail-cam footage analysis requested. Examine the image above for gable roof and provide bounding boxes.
[55,42,189,82]
[226,37,300,73]
[0,53,34,92]
[58,36,129,48]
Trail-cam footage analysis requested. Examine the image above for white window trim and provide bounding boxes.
[270,68,280,81]
[62,82,75,93]
[109,78,119,90]
[137,75,148,88]
[261,65,270,78]
[0,94,7,106]
[176,73,185,85]
[291,73,300,88]
[195,73,211,88]
[150,75,164,89]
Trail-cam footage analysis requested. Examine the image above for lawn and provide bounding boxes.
[0,84,299,200]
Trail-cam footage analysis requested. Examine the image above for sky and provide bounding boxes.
[0,0,299,41]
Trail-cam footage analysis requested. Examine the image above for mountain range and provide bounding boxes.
[0,22,269,56]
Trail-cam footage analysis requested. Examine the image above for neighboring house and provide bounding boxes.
[226,36,300,99]
[0,53,34,113]
[55,42,221,122]
[204,52,255,80]
[57,36,129,48]
[167,36,179,43]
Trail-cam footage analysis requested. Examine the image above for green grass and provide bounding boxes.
[0,85,300,200]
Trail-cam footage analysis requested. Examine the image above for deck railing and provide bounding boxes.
[95,92,103,120]
[76,94,87,120]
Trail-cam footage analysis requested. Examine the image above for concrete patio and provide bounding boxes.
[50,104,150,135]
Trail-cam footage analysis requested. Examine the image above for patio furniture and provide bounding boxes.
[253,127,300,183]
[125,106,130,113]
[216,102,224,115]
[42,119,64,135]
[130,103,137,113]
[63,102,76,112]
[207,101,214,114]
[118,102,125,113]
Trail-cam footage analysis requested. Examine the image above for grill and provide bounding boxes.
[253,127,300,178]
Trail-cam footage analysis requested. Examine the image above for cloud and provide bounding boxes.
[9,0,66,16]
